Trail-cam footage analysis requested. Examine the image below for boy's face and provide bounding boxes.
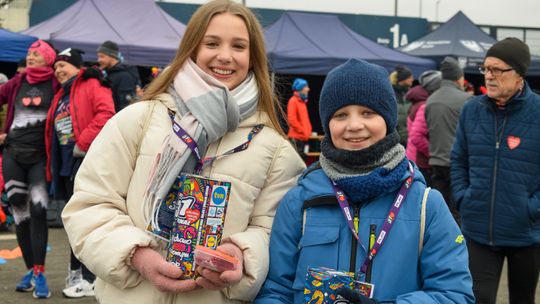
[329,105,386,151]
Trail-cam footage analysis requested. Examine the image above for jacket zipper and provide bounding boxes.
[349,205,359,274]
[489,110,507,245]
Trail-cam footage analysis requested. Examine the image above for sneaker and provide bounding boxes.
[15,270,34,292]
[62,279,95,298]
[32,272,51,299]
[65,267,82,288]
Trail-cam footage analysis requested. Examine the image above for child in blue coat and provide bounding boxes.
[256,59,474,304]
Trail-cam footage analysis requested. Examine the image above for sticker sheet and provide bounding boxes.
[304,267,374,303]
[165,174,231,279]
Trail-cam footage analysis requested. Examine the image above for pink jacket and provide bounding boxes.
[406,103,430,168]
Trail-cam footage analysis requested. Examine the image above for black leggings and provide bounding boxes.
[467,238,540,304]
[2,148,48,268]
[60,176,95,283]
[431,165,460,225]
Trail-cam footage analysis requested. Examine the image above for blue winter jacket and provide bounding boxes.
[451,83,540,247]
[256,164,474,304]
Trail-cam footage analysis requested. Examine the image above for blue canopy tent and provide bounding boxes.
[399,11,540,76]
[22,0,186,66]
[0,28,37,62]
[265,12,436,77]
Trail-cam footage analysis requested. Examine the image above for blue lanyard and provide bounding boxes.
[331,161,414,273]
[168,110,264,171]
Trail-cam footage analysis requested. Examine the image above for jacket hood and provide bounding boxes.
[405,85,429,104]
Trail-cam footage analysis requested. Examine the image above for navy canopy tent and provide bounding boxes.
[265,12,436,76]
[22,0,186,66]
[0,29,37,62]
[399,11,540,76]
[399,11,497,73]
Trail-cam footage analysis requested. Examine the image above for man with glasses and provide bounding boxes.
[425,56,470,224]
[452,37,540,304]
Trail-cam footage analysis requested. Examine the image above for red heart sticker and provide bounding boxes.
[185,208,200,223]
[22,97,31,106]
[507,136,521,150]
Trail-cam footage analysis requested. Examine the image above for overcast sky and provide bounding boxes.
[163,0,540,28]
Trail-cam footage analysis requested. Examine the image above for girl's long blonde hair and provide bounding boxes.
[143,0,284,135]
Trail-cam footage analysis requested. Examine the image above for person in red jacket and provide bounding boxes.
[45,48,115,298]
[287,78,312,158]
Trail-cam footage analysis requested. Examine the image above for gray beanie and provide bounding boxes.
[419,70,442,94]
[319,59,397,136]
[97,40,120,59]
[440,56,463,81]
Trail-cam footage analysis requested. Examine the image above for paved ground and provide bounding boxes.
[0,228,97,304]
[1,227,539,303]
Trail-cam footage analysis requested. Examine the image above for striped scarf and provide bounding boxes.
[142,59,259,226]
[320,131,408,204]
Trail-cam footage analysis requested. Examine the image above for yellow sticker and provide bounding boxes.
[455,235,465,244]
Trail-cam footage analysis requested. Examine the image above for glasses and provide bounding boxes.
[478,65,513,76]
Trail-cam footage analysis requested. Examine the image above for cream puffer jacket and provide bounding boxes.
[62,94,305,304]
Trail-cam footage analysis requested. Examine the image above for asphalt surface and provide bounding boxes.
[0,228,97,304]
[1,227,539,303]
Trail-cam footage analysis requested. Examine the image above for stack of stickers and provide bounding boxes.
[147,173,231,279]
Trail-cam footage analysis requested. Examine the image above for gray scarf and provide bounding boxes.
[142,59,258,227]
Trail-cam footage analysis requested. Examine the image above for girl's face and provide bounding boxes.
[26,50,47,67]
[195,13,250,90]
[329,105,387,151]
[54,61,80,84]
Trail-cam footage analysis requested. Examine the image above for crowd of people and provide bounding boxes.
[0,38,141,299]
[0,0,539,303]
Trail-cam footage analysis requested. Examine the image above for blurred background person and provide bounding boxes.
[96,40,141,112]
[46,48,115,298]
[425,56,470,224]
[390,65,413,147]
[0,39,59,299]
[463,79,476,96]
[287,78,312,159]
[406,70,442,186]
[16,58,27,75]
[0,73,8,86]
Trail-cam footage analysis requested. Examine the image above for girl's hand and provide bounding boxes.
[195,242,243,290]
[131,246,198,293]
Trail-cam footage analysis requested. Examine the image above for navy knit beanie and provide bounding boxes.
[319,59,397,136]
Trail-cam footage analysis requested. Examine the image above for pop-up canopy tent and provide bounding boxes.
[265,12,436,76]
[22,0,186,66]
[399,11,495,72]
[0,29,37,62]
[398,11,540,76]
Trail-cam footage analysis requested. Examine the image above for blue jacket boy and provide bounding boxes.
[256,165,474,303]
[256,58,474,304]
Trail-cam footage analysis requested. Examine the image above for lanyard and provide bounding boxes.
[168,110,264,171]
[331,161,414,274]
